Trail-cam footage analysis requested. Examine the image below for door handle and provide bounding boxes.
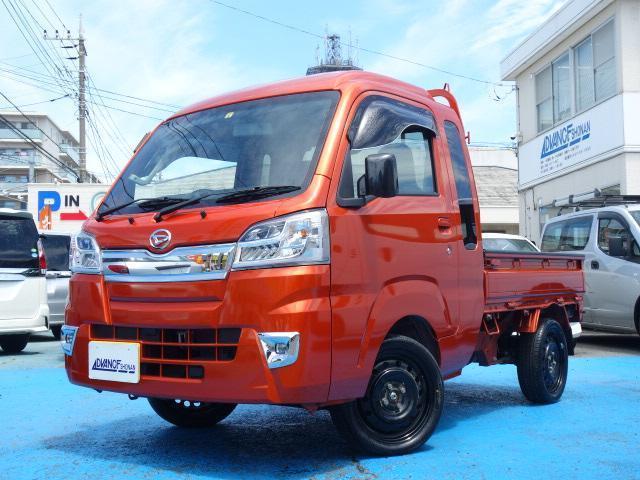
[437,217,452,231]
[591,260,599,270]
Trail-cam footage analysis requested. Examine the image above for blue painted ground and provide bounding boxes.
[0,352,639,479]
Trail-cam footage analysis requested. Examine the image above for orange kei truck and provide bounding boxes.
[62,71,584,455]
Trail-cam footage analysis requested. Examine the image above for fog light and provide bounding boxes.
[60,325,79,356]
[258,332,300,369]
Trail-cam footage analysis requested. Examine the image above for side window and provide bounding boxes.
[339,96,437,200]
[541,217,592,252]
[444,121,477,249]
[598,217,639,260]
[541,222,563,251]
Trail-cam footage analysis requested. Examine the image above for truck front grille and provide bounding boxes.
[90,324,241,380]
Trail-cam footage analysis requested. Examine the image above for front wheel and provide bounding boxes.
[517,318,568,404]
[330,335,444,456]
[0,334,30,354]
[148,398,237,428]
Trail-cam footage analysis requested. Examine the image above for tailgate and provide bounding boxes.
[484,252,584,310]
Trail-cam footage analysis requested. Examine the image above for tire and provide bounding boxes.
[0,334,30,354]
[148,398,237,428]
[330,335,444,456]
[51,325,62,340]
[517,318,568,404]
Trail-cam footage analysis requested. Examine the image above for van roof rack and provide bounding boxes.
[551,189,640,214]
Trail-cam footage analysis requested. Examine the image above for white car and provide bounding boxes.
[0,209,49,353]
[482,233,540,253]
[540,204,640,335]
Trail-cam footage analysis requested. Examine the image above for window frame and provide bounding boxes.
[541,215,594,252]
[337,94,439,208]
[596,212,640,261]
[534,17,616,134]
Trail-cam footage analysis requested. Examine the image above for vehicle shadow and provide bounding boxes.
[42,382,529,478]
[577,331,640,356]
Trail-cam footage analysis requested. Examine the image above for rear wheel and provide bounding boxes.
[148,398,237,428]
[0,334,30,354]
[51,325,62,340]
[330,335,443,456]
[517,318,568,404]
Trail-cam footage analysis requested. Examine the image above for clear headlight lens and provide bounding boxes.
[233,209,329,270]
[70,231,102,274]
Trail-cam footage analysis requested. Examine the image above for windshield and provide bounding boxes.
[631,211,640,228]
[0,214,39,269]
[484,237,538,253]
[100,91,339,215]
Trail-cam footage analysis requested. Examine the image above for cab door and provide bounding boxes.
[327,94,461,398]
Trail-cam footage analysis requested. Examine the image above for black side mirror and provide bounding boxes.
[359,153,398,199]
[608,235,628,257]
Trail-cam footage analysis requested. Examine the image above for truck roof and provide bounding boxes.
[172,71,451,120]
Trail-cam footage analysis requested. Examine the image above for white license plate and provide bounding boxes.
[88,341,140,383]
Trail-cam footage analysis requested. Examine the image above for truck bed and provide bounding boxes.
[483,251,585,314]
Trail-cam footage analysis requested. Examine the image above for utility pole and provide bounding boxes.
[44,15,87,182]
[78,16,86,183]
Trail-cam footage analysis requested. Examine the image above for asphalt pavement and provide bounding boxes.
[0,330,638,480]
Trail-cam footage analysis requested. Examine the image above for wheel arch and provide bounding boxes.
[386,315,441,366]
[540,304,574,354]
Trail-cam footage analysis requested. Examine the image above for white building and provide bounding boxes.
[470,146,519,234]
[501,0,639,241]
[0,112,97,209]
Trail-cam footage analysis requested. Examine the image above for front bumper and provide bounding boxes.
[64,265,331,405]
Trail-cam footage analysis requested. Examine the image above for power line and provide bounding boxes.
[0,93,69,109]
[208,0,511,87]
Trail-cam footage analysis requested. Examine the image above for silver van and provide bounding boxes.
[40,232,71,340]
[540,204,640,335]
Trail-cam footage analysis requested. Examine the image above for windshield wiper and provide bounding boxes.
[96,196,187,221]
[215,185,300,204]
[153,185,300,222]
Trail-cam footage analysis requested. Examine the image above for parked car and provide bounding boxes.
[40,231,72,340]
[0,209,49,353]
[61,71,584,456]
[483,233,540,253]
[541,204,640,335]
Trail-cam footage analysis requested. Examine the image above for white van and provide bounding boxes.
[540,204,640,335]
[0,209,49,353]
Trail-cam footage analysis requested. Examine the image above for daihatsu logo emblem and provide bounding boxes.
[150,229,172,250]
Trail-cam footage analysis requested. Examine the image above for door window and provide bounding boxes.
[597,217,640,261]
[541,216,592,252]
[339,96,437,200]
[444,121,477,249]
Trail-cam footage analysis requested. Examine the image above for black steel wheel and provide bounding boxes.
[0,334,30,354]
[517,318,568,404]
[330,335,443,456]
[148,398,237,428]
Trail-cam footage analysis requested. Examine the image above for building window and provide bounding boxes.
[593,20,615,101]
[552,53,571,124]
[575,37,594,111]
[536,66,553,132]
[536,19,616,132]
[574,19,615,112]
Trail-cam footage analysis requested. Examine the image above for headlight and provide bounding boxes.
[232,209,329,270]
[70,231,102,274]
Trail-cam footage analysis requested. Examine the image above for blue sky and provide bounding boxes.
[0,0,562,181]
